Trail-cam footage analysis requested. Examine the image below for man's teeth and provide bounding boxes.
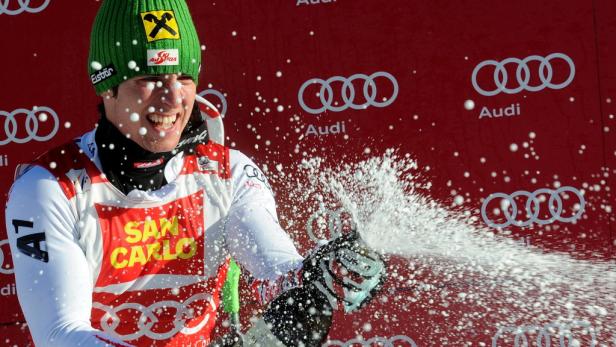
[147,114,177,129]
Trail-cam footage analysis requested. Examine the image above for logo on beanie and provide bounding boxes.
[90,64,117,85]
[147,49,179,66]
[140,10,181,42]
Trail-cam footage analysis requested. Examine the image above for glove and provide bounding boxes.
[208,330,243,347]
[301,230,386,313]
[261,230,386,347]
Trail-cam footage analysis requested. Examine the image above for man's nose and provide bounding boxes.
[162,79,183,106]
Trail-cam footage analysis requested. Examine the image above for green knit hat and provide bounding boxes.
[88,0,201,95]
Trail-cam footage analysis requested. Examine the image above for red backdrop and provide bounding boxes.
[1,1,614,346]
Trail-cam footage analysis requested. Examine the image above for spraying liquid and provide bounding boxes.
[279,149,616,346]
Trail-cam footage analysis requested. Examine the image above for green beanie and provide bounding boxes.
[88,0,201,95]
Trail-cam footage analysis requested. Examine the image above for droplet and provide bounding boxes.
[454,195,464,205]
[139,127,147,136]
[130,113,140,122]
[276,71,283,78]
[38,113,48,122]
[510,143,518,152]
[464,99,475,110]
[91,61,102,71]
[362,323,372,332]
[156,81,163,88]
[49,162,57,169]
[277,105,284,112]
[64,122,71,128]
[128,61,137,70]
[148,106,156,113]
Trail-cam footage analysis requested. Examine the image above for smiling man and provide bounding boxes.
[5,1,385,346]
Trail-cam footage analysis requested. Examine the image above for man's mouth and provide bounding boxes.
[146,113,179,130]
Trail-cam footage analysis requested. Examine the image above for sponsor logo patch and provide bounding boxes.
[90,64,117,85]
[197,156,219,172]
[133,158,164,169]
[147,49,179,66]
[140,10,180,42]
[94,193,205,287]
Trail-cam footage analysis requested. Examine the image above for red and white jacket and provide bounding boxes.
[5,128,303,347]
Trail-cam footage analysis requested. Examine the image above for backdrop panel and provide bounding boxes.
[0,1,614,345]
[595,0,616,255]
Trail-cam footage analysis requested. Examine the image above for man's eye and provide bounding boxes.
[140,77,160,83]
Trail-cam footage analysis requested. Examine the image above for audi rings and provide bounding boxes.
[93,293,216,341]
[0,106,59,145]
[323,335,418,347]
[481,186,585,228]
[298,71,398,114]
[198,89,227,118]
[0,0,51,15]
[243,164,273,192]
[492,321,597,347]
[472,53,575,96]
[306,205,356,243]
[0,239,14,275]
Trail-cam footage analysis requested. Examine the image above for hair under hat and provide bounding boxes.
[88,0,201,95]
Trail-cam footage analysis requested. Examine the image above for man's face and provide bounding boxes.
[102,74,197,153]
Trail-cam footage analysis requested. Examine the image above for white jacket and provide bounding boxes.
[5,128,303,347]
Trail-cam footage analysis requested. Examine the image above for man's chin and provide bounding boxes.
[138,138,179,154]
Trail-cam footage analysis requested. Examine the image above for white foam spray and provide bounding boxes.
[278,149,616,346]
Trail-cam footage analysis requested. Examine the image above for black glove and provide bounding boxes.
[301,230,386,313]
[263,283,333,347]
[263,230,386,347]
[208,328,243,347]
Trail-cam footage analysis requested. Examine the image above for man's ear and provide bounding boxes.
[100,90,114,99]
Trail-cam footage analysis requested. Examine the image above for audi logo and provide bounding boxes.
[492,321,597,347]
[306,205,356,243]
[481,186,585,229]
[298,71,398,114]
[0,0,51,15]
[471,53,575,96]
[243,164,273,192]
[198,89,227,118]
[0,239,13,275]
[0,106,60,146]
[92,293,216,341]
[324,335,418,347]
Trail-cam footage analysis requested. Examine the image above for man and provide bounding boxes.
[5,1,385,346]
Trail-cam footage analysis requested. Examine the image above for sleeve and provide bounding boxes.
[223,150,304,305]
[5,166,132,347]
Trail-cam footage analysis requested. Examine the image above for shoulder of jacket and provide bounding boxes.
[15,138,96,200]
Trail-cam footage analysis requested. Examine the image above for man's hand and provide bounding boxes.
[257,231,386,347]
[301,230,387,313]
